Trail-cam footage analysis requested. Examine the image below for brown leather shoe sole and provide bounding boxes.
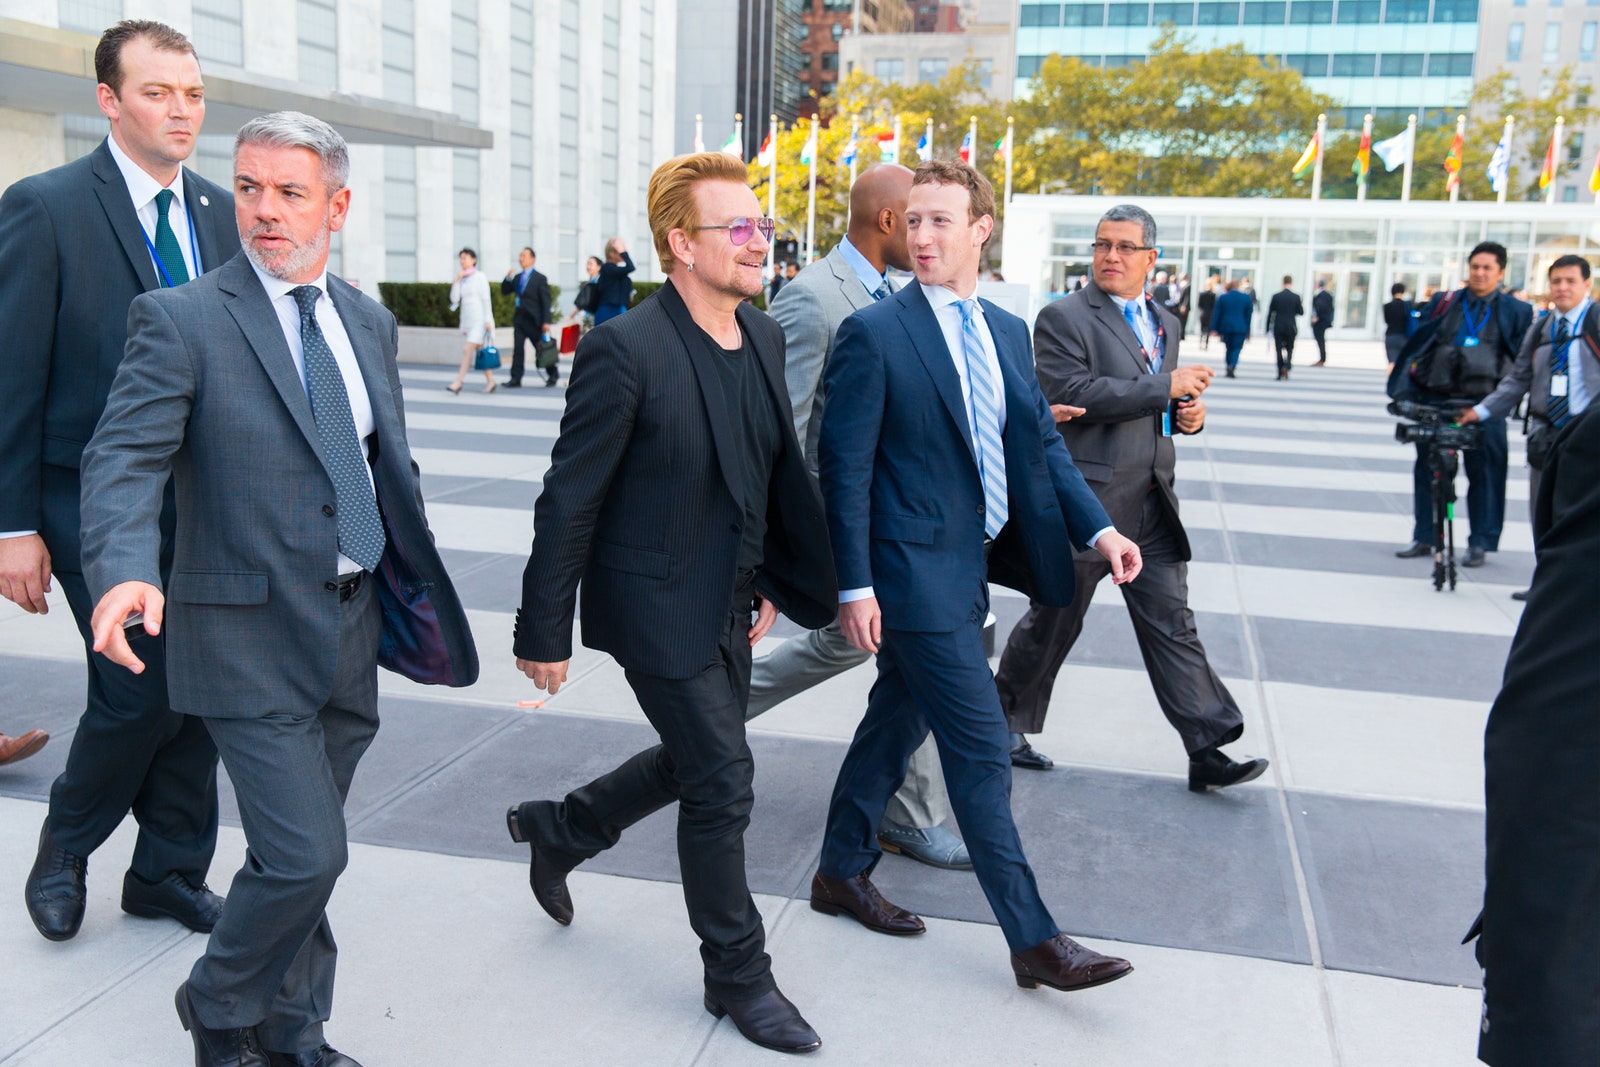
[1014,960,1133,992]
[0,731,48,765]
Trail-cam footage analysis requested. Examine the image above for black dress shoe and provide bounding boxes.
[1009,733,1054,771]
[26,823,87,942]
[1395,541,1431,558]
[502,379,522,388]
[507,805,574,926]
[122,870,225,933]
[1462,545,1487,567]
[704,988,821,1054]
[810,871,924,935]
[1511,588,1529,601]
[176,982,268,1067]
[1188,747,1269,793]
[1012,933,1133,991]
[266,1044,363,1067]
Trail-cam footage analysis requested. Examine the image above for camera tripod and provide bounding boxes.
[1424,440,1461,591]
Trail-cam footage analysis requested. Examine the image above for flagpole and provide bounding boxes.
[1003,116,1014,213]
[1400,114,1416,202]
[734,113,743,158]
[893,115,902,167]
[968,116,978,165]
[1310,113,1325,201]
[926,117,934,161]
[1546,115,1565,205]
[767,114,778,271]
[805,118,817,265]
[1497,116,1514,204]
[695,113,703,153]
[1356,113,1372,201]
[848,116,859,188]
[1449,114,1465,202]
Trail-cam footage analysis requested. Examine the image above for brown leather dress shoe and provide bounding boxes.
[0,729,48,765]
[1011,933,1133,991]
[809,871,924,936]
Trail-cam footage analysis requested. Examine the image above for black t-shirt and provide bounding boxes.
[698,325,781,590]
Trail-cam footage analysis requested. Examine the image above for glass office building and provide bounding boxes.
[1015,0,1481,128]
[1000,194,1598,337]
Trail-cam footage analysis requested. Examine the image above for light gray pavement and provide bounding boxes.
[1,337,1506,1065]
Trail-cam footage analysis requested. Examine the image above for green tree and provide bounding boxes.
[1013,31,1333,199]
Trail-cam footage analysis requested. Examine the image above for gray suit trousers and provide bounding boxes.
[746,619,949,828]
[187,580,381,1055]
[995,491,1243,754]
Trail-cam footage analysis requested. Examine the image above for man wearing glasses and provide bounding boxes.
[506,152,837,1054]
[993,204,1269,793]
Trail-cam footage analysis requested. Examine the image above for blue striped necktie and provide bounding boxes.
[1549,315,1573,428]
[958,298,1008,538]
[290,286,386,572]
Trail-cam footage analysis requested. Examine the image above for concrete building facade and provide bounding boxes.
[839,0,1016,100]
[0,0,678,294]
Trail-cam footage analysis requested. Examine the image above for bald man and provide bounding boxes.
[752,165,970,871]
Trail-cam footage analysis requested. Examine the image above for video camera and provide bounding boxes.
[1389,400,1483,452]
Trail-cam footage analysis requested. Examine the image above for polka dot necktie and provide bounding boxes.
[290,286,386,571]
[151,189,189,286]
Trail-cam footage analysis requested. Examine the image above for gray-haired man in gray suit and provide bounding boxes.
[757,165,968,869]
[81,112,477,1067]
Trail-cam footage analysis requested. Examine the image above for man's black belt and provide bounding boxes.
[327,572,364,601]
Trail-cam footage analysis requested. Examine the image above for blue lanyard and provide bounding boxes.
[1461,297,1491,341]
[1136,301,1165,372]
[138,193,202,288]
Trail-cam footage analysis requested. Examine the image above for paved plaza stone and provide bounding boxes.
[0,339,1508,1064]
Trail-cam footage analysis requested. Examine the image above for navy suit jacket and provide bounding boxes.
[1211,289,1253,337]
[819,282,1112,633]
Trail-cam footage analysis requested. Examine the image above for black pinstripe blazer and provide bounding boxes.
[513,279,836,678]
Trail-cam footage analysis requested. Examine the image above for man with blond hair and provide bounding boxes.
[506,152,837,1054]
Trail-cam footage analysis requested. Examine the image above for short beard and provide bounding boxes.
[242,217,331,281]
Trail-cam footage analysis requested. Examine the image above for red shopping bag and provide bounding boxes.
[559,324,580,355]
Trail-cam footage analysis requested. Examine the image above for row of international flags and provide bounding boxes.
[690,113,1006,169]
[1292,113,1600,202]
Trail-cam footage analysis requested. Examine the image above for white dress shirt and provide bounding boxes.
[106,133,200,283]
[247,260,378,576]
[0,136,202,541]
[1108,292,1162,370]
[839,283,1109,604]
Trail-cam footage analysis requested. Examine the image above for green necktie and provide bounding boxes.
[152,188,190,287]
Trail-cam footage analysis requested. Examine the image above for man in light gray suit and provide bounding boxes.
[80,112,477,1067]
[755,165,968,870]
[993,204,1268,793]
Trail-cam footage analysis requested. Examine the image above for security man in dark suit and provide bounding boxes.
[0,20,238,943]
[1265,275,1304,380]
[1468,403,1600,1067]
[501,246,553,387]
[1309,281,1334,365]
[1390,242,1534,568]
[506,153,837,1055]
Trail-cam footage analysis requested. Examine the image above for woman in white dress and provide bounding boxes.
[447,247,497,394]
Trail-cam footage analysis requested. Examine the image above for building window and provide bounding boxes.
[1563,187,1578,201]
[59,0,122,35]
[1432,0,1476,20]
[801,51,811,69]
[1426,53,1473,76]
[1379,52,1425,75]
[1544,21,1561,62]
[1383,0,1429,22]
[1106,3,1152,25]
[1197,2,1241,23]
[298,0,338,90]
[822,51,840,71]
[1569,132,1585,164]
[1104,54,1139,68]
[1506,22,1524,61]
[192,0,243,68]
[1017,54,1044,77]
[875,57,904,80]
[1153,2,1195,23]
[381,0,415,103]
[1331,53,1376,75]
[1064,3,1108,24]
[1289,1,1332,22]
[452,151,479,255]
[1337,0,1381,20]
[451,0,479,124]
[383,146,417,282]
[917,57,948,82]
[1242,2,1286,24]
[832,22,844,39]
[1285,53,1330,76]
[1022,3,1064,25]
[974,58,995,90]
[1583,22,1598,61]
[1578,77,1592,107]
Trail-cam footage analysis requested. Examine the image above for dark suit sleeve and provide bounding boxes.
[1034,300,1168,425]
[0,181,60,530]
[1480,317,1540,422]
[79,294,195,600]
[513,327,641,661]
[535,275,552,324]
[499,275,517,296]
[1017,324,1114,549]
[817,312,884,593]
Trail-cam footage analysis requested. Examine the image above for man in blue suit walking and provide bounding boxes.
[811,159,1142,993]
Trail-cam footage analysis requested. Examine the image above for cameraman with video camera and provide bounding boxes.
[1389,242,1533,568]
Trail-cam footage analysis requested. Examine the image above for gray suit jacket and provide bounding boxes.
[80,254,478,716]
[1035,279,1195,559]
[1481,304,1600,429]
[768,243,881,473]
